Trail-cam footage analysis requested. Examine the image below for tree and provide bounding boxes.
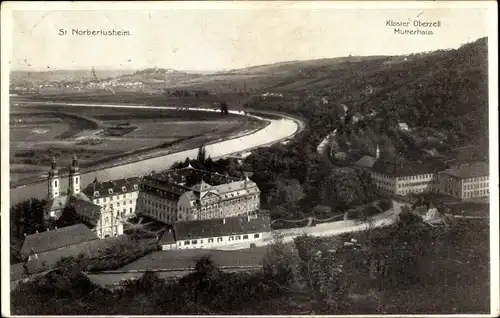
[54,205,80,228]
[220,101,229,115]
[197,146,207,163]
[11,198,47,239]
[195,256,218,276]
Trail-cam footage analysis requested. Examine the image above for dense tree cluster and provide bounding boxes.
[12,215,488,315]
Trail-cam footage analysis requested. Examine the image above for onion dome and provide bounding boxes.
[48,157,59,177]
[70,154,80,174]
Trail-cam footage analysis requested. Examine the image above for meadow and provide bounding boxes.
[9,102,263,186]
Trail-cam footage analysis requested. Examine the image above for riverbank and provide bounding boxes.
[9,105,303,205]
[9,105,292,189]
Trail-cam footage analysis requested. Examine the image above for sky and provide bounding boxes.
[7,2,494,71]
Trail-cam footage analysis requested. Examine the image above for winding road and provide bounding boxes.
[9,102,302,206]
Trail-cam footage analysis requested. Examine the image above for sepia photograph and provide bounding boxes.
[1,1,498,316]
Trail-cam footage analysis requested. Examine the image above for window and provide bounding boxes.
[184,241,190,245]
[254,234,260,239]
[108,189,113,195]
[200,240,203,244]
[122,186,127,192]
[54,180,58,187]
[192,240,197,244]
[217,237,223,242]
[76,178,79,184]
[243,235,248,240]
[130,208,132,213]
[229,236,234,241]
[94,191,100,197]
[209,238,214,243]
[134,185,138,190]
[236,235,241,240]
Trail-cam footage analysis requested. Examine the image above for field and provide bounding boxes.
[119,247,269,271]
[9,102,264,186]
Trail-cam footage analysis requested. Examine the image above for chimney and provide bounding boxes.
[36,230,38,234]
[55,226,58,230]
[24,233,27,237]
[222,218,226,224]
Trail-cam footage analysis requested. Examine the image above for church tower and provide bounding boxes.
[69,154,81,195]
[48,157,60,199]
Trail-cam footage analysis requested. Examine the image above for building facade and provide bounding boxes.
[357,157,489,202]
[437,162,490,202]
[137,165,261,224]
[160,214,271,250]
[44,156,124,239]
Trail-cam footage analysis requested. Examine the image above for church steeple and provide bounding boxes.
[48,157,60,199]
[69,154,81,195]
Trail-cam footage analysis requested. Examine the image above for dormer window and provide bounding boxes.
[122,186,127,192]
[133,184,138,190]
[94,191,100,197]
[108,189,113,195]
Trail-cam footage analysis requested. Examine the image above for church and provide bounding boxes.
[44,155,123,239]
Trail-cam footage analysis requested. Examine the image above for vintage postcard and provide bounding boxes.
[1,1,498,316]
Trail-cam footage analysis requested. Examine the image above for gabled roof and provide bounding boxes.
[372,160,435,177]
[355,155,377,169]
[440,162,489,179]
[20,223,98,259]
[45,195,70,212]
[191,180,213,193]
[173,214,271,241]
[69,197,102,223]
[82,176,141,199]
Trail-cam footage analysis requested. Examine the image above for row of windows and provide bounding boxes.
[183,233,260,246]
[463,183,488,190]
[464,176,489,183]
[102,200,136,209]
[398,174,433,181]
[95,193,136,204]
[398,181,433,188]
[464,189,489,198]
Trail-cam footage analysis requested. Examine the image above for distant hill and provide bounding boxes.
[10,69,137,84]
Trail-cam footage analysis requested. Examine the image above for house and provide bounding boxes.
[437,162,489,202]
[397,122,409,131]
[159,214,271,250]
[411,200,440,222]
[20,223,99,261]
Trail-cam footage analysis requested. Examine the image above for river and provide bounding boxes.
[9,103,300,206]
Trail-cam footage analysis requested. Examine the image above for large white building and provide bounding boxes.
[137,164,261,224]
[44,156,124,239]
[355,154,489,202]
[159,214,271,250]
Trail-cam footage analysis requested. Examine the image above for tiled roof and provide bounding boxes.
[355,156,377,169]
[191,180,213,193]
[45,195,70,212]
[440,162,489,179]
[69,197,102,223]
[372,160,435,177]
[20,223,99,259]
[22,236,148,274]
[83,177,141,199]
[173,214,271,241]
[10,263,26,281]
